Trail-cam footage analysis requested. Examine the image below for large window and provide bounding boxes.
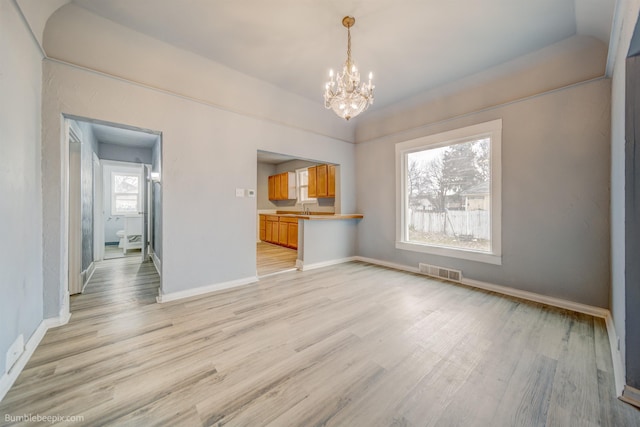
[111,172,140,215]
[396,119,502,264]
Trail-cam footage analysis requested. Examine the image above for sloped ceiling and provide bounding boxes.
[30,0,615,112]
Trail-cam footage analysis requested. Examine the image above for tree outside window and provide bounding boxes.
[112,173,140,215]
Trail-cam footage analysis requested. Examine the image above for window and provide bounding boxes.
[111,172,140,215]
[296,168,316,204]
[396,119,502,264]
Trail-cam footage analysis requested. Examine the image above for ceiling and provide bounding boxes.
[67,0,615,111]
[90,122,159,149]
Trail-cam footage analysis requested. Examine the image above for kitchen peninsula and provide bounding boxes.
[259,212,364,271]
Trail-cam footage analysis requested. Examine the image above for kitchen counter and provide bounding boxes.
[276,213,364,221]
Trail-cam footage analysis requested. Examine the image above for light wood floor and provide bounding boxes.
[256,242,297,277]
[103,244,142,260]
[1,258,639,426]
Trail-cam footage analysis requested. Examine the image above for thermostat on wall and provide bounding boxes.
[246,189,256,197]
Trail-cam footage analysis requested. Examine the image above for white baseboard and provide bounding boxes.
[621,385,640,408]
[0,309,71,402]
[460,277,609,318]
[604,313,626,397]
[81,262,96,293]
[157,276,258,303]
[296,257,356,272]
[151,252,162,277]
[353,256,420,274]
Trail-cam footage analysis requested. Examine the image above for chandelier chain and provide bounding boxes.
[346,26,352,69]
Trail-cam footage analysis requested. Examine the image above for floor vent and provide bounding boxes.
[418,263,463,283]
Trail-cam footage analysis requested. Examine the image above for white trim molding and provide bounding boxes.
[395,119,503,265]
[0,310,71,402]
[156,276,258,303]
[605,313,626,397]
[81,261,96,293]
[296,257,356,272]
[151,252,162,277]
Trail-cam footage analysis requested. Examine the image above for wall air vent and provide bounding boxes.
[418,263,463,283]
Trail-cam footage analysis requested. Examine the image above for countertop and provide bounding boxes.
[262,212,364,220]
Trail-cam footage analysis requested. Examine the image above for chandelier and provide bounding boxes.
[324,16,374,121]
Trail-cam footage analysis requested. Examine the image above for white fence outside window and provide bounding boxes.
[409,209,490,240]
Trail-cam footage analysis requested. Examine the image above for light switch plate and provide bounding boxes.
[235,188,244,197]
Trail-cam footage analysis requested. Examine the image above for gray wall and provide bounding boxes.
[625,54,640,390]
[256,162,276,210]
[76,121,99,271]
[41,60,357,309]
[610,0,640,391]
[152,139,162,261]
[356,78,611,308]
[99,142,153,164]
[0,1,44,374]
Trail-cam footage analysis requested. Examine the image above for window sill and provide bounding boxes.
[396,241,502,265]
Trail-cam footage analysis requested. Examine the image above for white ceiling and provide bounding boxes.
[90,122,159,149]
[68,0,615,111]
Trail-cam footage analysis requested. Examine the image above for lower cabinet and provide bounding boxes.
[260,214,298,249]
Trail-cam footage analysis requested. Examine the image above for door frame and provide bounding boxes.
[93,153,103,262]
[67,122,82,296]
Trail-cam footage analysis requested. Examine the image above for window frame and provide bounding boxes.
[395,119,502,265]
[111,171,141,216]
[295,167,316,204]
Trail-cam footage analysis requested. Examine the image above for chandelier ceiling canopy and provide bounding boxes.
[324,16,374,121]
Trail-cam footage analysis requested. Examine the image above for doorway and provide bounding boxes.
[65,116,163,302]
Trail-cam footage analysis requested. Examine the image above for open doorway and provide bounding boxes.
[256,150,339,277]
[65,116,163,300]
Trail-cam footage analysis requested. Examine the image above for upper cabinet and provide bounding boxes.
[268,172,296,201]
[308,164,336,198]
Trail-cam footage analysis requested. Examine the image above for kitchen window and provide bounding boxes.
[296,168,316,204]
[396,119,502,265]
[111,172,140,215]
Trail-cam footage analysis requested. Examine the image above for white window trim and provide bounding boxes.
[295,167,316,204]
[395,119,502,265]
[111,171,142,216]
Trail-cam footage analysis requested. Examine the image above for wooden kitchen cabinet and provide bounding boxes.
[278,221,289,246]
[308,166,317,198]
[307,164,335,198]
[264,215,279,243]
[268,175,276,200]
[260,215,298,249]
[288,222,298,249]
[328,164,336,197]
[259,215,266,241]
[268,172,296,200]
[280,217,298,249]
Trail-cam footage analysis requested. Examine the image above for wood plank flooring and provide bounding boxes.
[256,242,297,277]
[1,258,639,426]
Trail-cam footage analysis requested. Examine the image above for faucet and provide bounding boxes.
[302,203,310,214]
